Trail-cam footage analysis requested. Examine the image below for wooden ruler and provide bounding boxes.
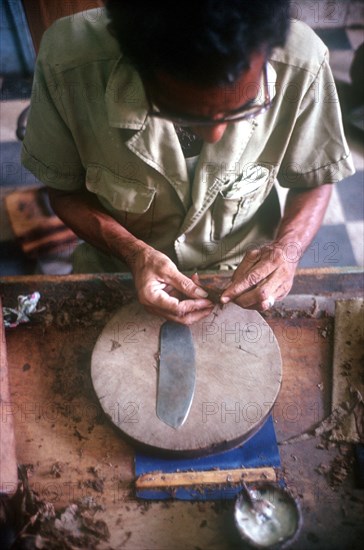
[136,466,276,490]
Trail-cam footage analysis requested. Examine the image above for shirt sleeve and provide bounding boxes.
[277,52,355,188]
[21,29,86,190]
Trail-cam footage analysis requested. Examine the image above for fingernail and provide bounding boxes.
[195,287,209,298]
[220,296,230,304]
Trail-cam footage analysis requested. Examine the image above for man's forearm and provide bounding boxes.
[275,184,333,255]
[47,187,148,267]
[47,187,213,323]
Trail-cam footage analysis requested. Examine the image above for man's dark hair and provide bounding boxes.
[105,0,291,85]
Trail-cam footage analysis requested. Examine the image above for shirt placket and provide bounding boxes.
[173,177,224,266]
[174,120,258,269]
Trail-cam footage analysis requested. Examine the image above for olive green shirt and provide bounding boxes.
[22,9,355,272]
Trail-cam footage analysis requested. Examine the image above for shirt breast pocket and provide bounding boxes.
[211,164,274,241]
[86,164,156,239]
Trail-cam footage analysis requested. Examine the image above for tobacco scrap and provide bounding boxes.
[50,462,63,479]
[1,467,110,549]
[315,446,354,488]
[280,389,364,445]
[200,284,224,306]
[83,466,106,493]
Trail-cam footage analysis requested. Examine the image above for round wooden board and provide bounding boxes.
[91,301,282,457]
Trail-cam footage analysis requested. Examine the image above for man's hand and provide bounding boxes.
[220,184,333,311]
[47,187,213,324]
[128,244,214,324]
[220,242,298,311]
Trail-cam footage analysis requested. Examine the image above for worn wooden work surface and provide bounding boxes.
[1,268,363,549]
[92,301,282,456]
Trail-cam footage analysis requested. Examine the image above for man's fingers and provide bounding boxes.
[143,289,213,316]
[191,272,202,285]
[145,304,214,325]
[162,284,183,300]
[221,266,275,304]
[177,298,214,316]
[169,272,209,299]
[234,290,274,311]
[230,270,294,311]
[231,284,271,310]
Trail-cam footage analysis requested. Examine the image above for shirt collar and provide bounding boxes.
[266,60,277,103]
[105,57,148,129]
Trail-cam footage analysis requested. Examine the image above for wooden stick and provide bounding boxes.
[136,466,276,489]
[22,229,77,255]
[0,298,18,496]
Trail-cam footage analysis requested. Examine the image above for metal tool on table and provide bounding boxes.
[156,321,196,429]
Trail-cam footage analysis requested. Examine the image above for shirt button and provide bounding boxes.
[177,234,186,243]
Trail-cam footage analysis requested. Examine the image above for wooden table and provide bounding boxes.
[1,268,363,549]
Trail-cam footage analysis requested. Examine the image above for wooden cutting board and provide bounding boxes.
[91,302,282,457]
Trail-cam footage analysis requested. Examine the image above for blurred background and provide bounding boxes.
[0,0,363,276]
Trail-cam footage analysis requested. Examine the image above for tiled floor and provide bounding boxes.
[0,5,363,275]
[298,21,364,268]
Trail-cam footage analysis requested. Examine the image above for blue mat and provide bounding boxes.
[135,415,280,500]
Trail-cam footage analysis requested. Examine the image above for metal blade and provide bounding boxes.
[156,321,196,429]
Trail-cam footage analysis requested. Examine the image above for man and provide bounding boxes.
[22,0,354,324]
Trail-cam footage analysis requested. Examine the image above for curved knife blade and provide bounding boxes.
[157,321,196,429]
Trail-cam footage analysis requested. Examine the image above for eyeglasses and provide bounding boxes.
[146,63,272,127]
